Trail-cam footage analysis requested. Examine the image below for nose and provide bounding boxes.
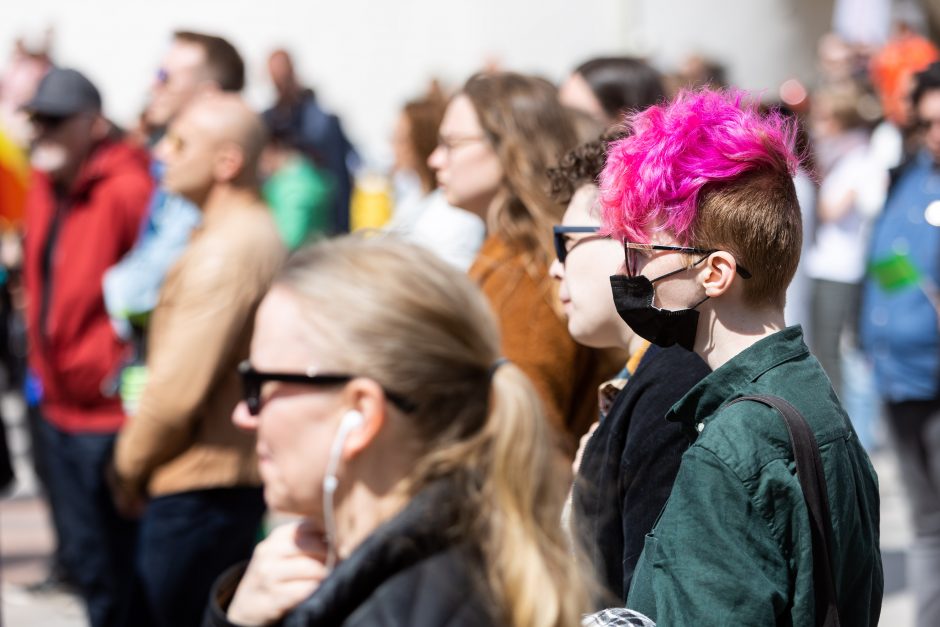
[232,401,259,432]
[427,145,445,171]
[548,257,564,282]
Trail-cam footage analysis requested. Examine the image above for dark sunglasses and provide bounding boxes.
[238,360,415,416]
[623,242,752,279]
[30,114,70,133]
[553,226,611,264]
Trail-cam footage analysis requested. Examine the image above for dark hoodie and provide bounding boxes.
[24,137,152,433]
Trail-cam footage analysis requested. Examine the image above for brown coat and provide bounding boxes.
[469,236,618,454]
[114,203,285,497]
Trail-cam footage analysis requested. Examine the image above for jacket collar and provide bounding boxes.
[666,325,810,438]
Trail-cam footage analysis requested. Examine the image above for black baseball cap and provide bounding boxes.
[22,68,102,117]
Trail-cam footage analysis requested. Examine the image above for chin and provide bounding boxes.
[568,323,602,349]
[262,484,296,514]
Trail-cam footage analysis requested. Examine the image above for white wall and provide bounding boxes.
[2,0,834,164]
[631,0,836,94]
[2,0,624,165]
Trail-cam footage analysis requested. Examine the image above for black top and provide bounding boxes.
[204,480,497,627]
[573,344,711,603]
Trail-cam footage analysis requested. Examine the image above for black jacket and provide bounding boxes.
[204,481,497,627]
[573,344,710,603]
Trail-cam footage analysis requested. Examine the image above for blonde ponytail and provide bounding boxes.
[481,362,592,627]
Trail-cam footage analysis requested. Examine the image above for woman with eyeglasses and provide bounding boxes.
[427,72,618,455]
[385,88,486,270]
[204,236,594,627]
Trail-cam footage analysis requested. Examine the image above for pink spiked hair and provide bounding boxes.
[599,89,800,244]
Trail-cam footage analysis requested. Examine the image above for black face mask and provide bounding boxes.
[610,263,709,352]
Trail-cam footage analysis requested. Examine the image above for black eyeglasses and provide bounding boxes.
[237,360,416,416]
[622,242,752,279]
[553,226,611,264]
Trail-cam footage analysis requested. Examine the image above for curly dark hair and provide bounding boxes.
[547,130,626,203]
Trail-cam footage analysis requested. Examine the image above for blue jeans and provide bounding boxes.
[136,487,264,627]
[37,419,140,627]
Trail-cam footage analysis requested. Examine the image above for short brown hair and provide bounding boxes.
[402,93,446,193]
[174,31,244,92]
[693,168,802,308]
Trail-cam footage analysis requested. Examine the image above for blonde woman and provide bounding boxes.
[428,72,615,452]
[205,236,593,627]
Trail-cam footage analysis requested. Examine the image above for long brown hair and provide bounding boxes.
[462,72,578,267]
[279,235,594,627]
[402,88,447,193]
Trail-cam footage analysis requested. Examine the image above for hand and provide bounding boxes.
[573,421,600,475]
[227,520,329,626]
[105,462,146,519]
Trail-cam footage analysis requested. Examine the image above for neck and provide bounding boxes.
[200,182,262,216]
[624,332,646,356]
[330,419,418,561]
[693,301,786,370]
[52,167,81,194]
[333,477,410,561]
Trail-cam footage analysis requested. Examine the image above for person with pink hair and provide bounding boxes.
[600,89,882,625]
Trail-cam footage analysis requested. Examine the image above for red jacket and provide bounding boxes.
[24,138,152,433]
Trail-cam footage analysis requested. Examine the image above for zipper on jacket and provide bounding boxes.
[39,191,68,346]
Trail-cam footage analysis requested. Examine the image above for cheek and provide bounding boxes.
[257,406,328,515]
[571,245,625,320]
[451,151,502,199]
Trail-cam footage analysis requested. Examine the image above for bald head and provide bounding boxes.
[187,93,266,169]
[158,93,268,204]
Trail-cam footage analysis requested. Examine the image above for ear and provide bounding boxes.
[214,141,245,182]
[701,250,738,298]
[90,114,111,141]
[339,378,388,461]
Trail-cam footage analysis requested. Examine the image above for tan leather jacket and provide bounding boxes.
[114,203,285,497]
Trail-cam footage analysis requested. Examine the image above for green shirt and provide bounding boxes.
[262,156,334,250]
[627,326,882,626]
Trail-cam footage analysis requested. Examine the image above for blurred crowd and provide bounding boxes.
[0,10,937,627]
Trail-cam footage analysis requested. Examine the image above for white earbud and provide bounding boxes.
[322,409,365,571]
[339,409,365,432]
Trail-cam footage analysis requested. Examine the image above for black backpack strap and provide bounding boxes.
[725,395,841,627]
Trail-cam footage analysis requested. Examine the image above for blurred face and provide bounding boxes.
[559,72,607,124]
[549,185,633,349]
[268,52,295,97]
[427,94,503,217]
[146,40,208,128]
[232,287,347,518]
[809,98,840,139]
[917,89,940,164]
[154,106,217,203]
[29,112,100,182]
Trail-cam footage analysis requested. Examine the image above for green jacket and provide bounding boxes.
[627,326,882,626]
